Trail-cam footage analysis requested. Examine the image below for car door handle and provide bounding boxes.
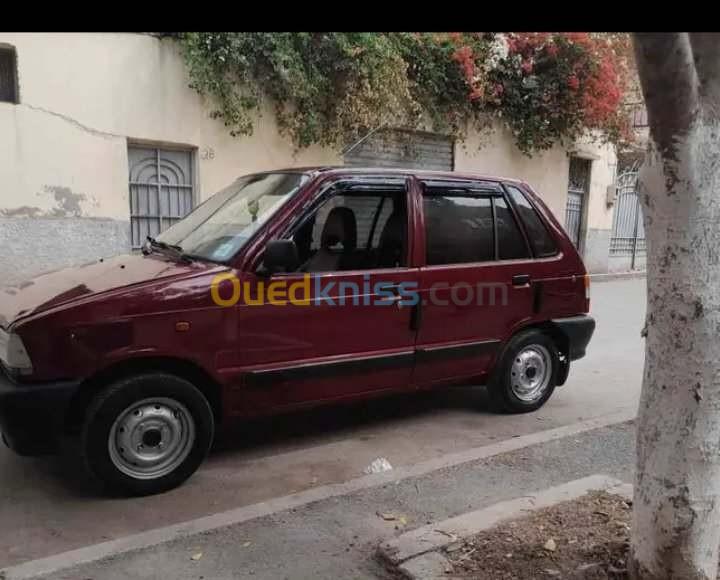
[512,274,531,287]
[377,283,402,296]
[377,284,404,308]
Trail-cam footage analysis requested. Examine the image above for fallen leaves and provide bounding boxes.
[441,490,632,578]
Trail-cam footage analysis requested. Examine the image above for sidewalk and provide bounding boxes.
[589,270,645,283]
[15,419,635,580]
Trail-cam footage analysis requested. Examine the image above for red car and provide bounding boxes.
[0,168,594,495]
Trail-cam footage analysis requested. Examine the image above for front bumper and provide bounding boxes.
[0,370,80,456]
[552,315,596,361]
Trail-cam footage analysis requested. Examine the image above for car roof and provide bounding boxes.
[262,166,525,185]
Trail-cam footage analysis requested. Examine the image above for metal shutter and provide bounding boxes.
[344,129,454,171]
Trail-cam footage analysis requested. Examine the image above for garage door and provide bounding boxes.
[344,129,454,171]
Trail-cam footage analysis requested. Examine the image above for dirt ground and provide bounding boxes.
[441,491,631,579]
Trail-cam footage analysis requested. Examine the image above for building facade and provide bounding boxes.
[0,33,619,285]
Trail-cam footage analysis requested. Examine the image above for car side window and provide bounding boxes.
[423,192,494,265]
[494,197,531,260]
[291,189,407,273]
[505,185,558,257]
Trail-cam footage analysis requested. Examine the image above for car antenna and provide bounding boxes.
[341,124,386,158]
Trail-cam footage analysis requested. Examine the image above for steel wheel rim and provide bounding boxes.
[108,397,195,480]
[510,344,552,403]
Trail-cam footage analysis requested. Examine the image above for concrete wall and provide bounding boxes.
[0,33,340,285]
[0,33,618,285]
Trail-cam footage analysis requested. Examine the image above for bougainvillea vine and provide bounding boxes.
[177,32,632,156]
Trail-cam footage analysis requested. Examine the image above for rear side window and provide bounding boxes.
[494,197,530,260]
[423,194,494,265]
[506,185,558,257]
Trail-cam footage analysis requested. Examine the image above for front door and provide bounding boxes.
[230,178,419,413]
[564,157,590,248]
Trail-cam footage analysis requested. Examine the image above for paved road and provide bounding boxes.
[0,278,646,568]
[33,421,637,580]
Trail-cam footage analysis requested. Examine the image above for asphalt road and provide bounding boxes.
[32,420,637,580]
[0,277,646,568]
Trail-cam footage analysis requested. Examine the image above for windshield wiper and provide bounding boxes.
[144,237,192,262]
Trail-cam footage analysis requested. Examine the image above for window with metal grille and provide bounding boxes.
[0,46,19,104]
[128,146,195,248]
[627,103,648,128]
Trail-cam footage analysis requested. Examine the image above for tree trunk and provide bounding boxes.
[631,33,720,580]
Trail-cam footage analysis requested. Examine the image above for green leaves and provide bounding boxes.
[177,32,630,156]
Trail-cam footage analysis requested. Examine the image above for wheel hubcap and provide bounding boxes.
[510,344,552,402]
[108,397,195,480]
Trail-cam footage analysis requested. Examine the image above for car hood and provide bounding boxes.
[0,253,213,328]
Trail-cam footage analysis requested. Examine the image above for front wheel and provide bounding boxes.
[487,330,559,413]
[81,373,214,496]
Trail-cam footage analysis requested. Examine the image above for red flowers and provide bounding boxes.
[445,32,631,152]
[470,86,484,101]
[583,59,622,124]
[452,46,475,80]
[452,45,482,101]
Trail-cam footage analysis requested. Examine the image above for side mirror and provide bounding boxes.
[262,239,299,275]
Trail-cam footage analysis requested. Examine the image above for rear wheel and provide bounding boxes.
[487,329,558,413]
[81,373,214,496]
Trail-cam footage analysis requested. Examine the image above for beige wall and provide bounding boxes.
[456,124,617,232]
[573,134,618,231]
[0,32,340,222]
[456,125,617,273]
[0,104,129,219]
[0,33,618,284]
[456,126,570,220]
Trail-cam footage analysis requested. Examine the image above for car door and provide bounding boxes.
[227,177,421,414]
[412,178,538,387]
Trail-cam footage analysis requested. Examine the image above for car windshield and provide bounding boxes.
[156,172,308,262]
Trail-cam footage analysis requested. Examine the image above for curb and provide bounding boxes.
[589,271,645,283]
[377,474,632,580]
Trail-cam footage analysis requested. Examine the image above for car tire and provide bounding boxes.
[81,373,214,496]
[487,329,559,414]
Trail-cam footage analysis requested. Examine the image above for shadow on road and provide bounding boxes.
[212,385,491,457]
[18,384,491,499]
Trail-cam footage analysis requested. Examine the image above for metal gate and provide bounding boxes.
[128,146,195,248]
[344,128,454,171]
[565,157,590,247]
[610,169,645,269]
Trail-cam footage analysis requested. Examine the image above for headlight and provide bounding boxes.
[0,328,33,375]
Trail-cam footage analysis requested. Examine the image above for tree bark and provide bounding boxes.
[631,33,720,579]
